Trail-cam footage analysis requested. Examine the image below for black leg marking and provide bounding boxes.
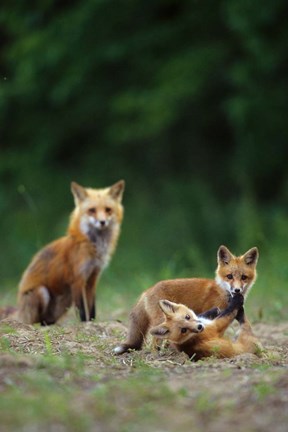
[235,306,245,324]
[79,298,87,322]
[199,307,221,320]
[218,293,244,318]
[90,300,96,320]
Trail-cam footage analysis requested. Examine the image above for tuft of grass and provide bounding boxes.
[194,393,218,414]
[0,336,11,351]
[253,382,276,401]
[43,330,53,356]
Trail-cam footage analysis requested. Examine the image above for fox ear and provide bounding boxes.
[159,299,179,316]
[217,245,233,265]
[109,180,125,201]
[150,325,170,338]
[71,182,88,205]
[243,247,259,266]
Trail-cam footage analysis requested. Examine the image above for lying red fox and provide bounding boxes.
[114,245,258,355]
[150,294,262,360]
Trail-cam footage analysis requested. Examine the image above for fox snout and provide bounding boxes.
[190,322,205,333]
[95,219,109,229]
[197,323,204,332]
[231,287,243,295]
[88,216,110,230]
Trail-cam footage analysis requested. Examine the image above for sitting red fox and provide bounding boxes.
[150,294,262,360]
[114,245,258,354]
[16,180,125,325]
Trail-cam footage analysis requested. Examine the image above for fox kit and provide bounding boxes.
[150,294,261,360]
[114,245,258,354]
[17,180,125,325]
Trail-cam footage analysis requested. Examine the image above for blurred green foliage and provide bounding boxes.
[0,1,288,318]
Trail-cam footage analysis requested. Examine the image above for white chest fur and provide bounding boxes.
[80,227,114,278]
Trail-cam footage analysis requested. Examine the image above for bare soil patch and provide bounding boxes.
[0,319,287,432]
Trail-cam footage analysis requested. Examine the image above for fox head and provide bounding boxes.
[215,245,259,297]
[150,300,205,345]
[69,180,125,238]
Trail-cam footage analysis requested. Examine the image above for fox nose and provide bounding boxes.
[234,288,241,293]
[197,323,204,332]
[99,220,106,227]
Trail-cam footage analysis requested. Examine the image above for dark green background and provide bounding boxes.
[1,1,287,318]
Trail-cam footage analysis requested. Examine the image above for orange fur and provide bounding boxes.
[114,246,258,354]
[17,180,125,324]
[150,295,262,360]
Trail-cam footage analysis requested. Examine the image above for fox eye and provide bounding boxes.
[105,207,112,214]
[181,328,187,334]
[88,207,96,214]
[185,315,190,320]
[241,275,247,281]
[227,274,233,280]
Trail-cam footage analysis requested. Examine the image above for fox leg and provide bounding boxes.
[114,303,150,354]
[76,289,89,322]
[85,271,97,321]
[40,287,72,325]
[72,272,98,322]
[70,277,88,321]
[213,293,244,336]
[89,299,96,321]
[17,286,50,324]
[233,308,263,354]
[199,307,221,320]
[71,275,96,322]
[198,338,237,359]
[78,291,95,322]
[228,304,261,350]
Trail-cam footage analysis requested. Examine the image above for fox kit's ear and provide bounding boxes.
[159,299,179,316]
[71,182,88,205]
[150,325,170,338]
[217,245,233,265]
[243,247,259,266]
